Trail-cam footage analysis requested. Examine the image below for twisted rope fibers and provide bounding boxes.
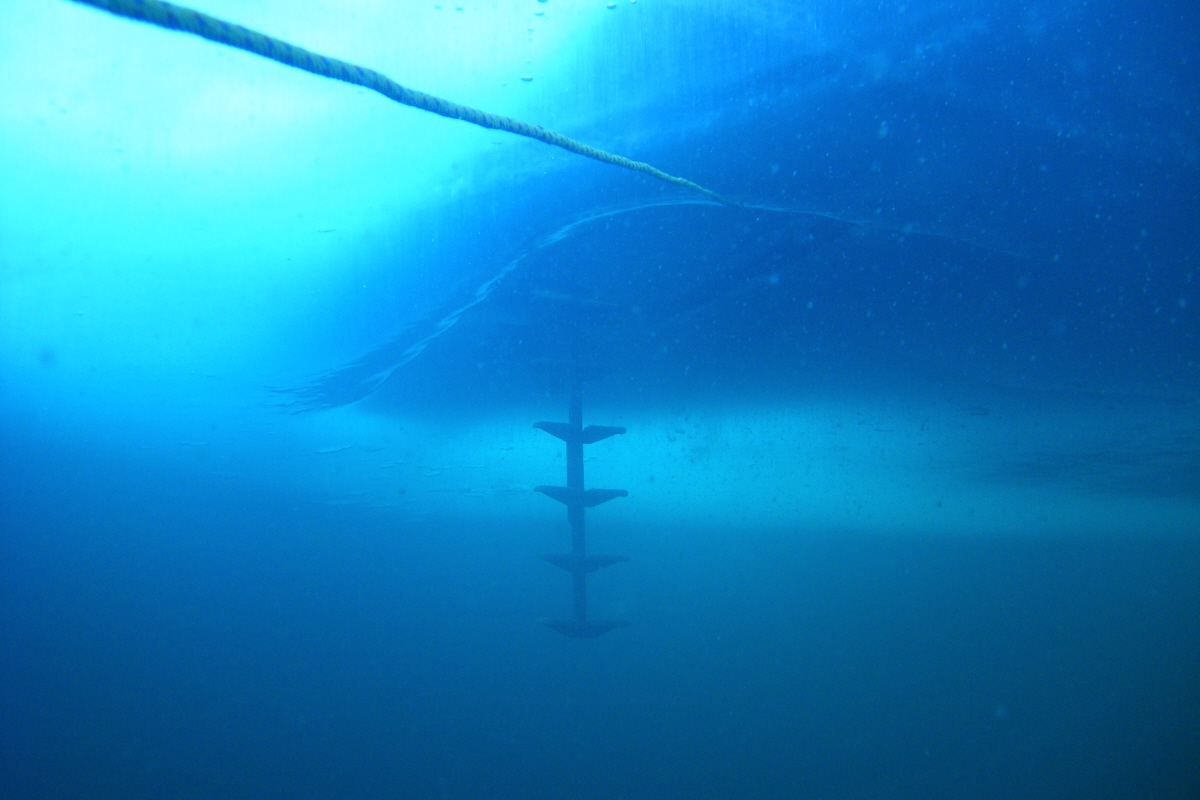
[70,0,736,206]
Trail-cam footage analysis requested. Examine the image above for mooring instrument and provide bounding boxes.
[534,384,629,638]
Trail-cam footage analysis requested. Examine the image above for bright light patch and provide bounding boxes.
[0,0,605,418]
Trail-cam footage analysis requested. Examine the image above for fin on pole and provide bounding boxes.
[533,486,628,507]
[534,384,629,638]
[540,619,631,639]
[533,421,627,445]
[542,554,630,573]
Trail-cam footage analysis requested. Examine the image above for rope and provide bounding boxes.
[69,0,736,206]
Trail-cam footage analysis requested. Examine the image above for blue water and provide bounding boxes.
[2,1,1199,798]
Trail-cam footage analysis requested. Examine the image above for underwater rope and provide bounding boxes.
[69,0,736,206]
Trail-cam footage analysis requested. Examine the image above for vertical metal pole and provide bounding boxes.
[567,382,587,621]
[533,377,629,637]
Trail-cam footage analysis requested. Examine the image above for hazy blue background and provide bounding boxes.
[2,1,1198,798]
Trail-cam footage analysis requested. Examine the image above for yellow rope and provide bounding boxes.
[69,0,737,206]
